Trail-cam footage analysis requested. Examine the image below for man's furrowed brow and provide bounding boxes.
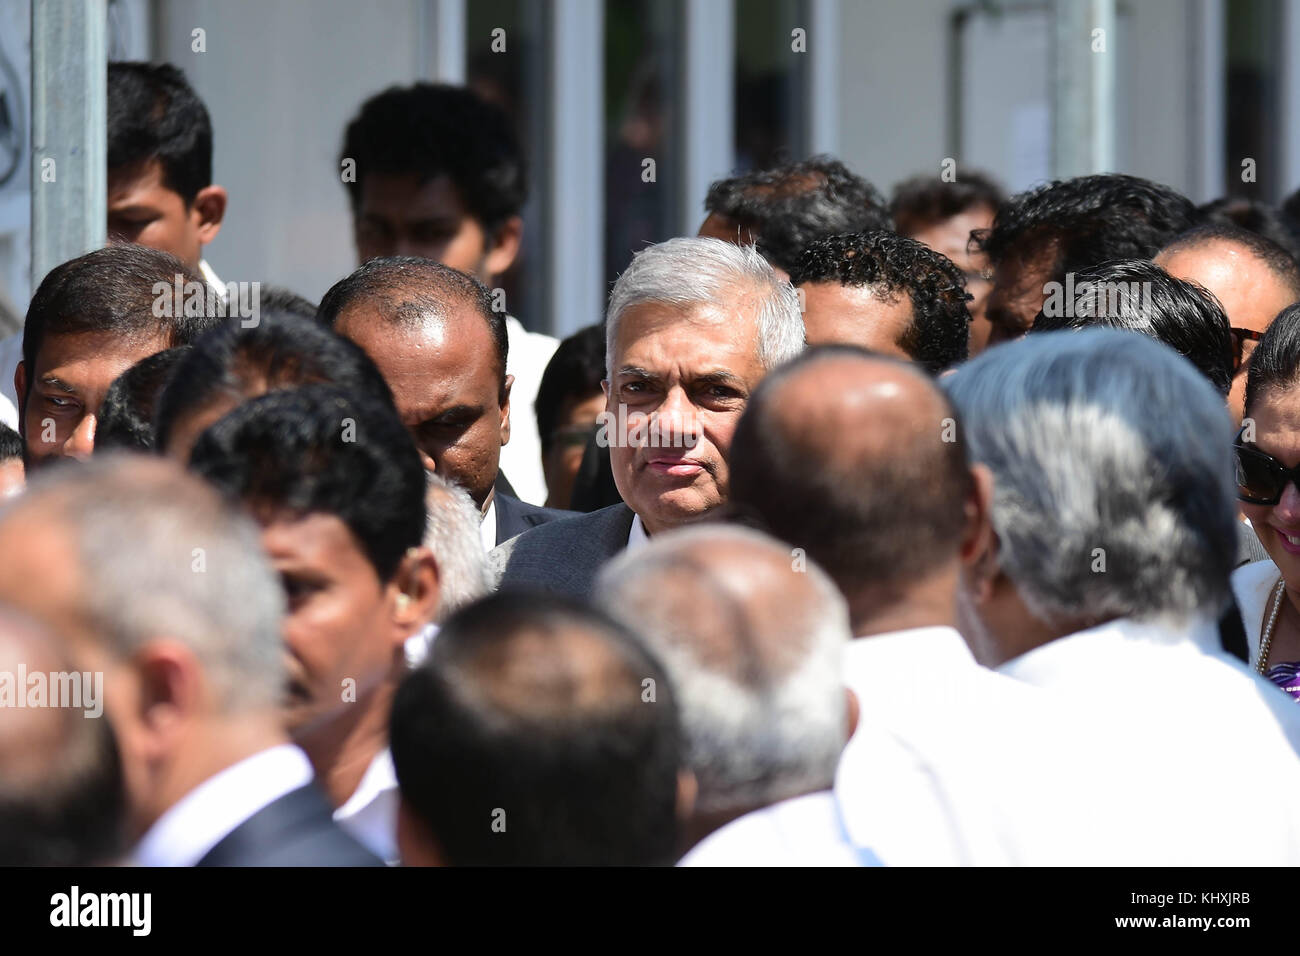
[615,366,659,382]
[694,369,746,389]
[38,375,77,394]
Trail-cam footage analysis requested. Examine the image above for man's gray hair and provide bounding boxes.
[423,473,490,622]
[944,328,1237,626]
[605,237,805,377]
[22,455,285,713]
[595,524,848,816]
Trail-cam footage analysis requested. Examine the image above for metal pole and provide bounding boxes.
[30,0,106,292]
[1051,0,1116,179]
[676,0,734,235]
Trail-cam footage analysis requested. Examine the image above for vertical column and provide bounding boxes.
[676,0,734,235]
[1050,0,1116,178]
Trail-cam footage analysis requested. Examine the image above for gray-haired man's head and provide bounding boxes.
[603,237,805,535]
[595,524,850,843]
[944,328,1238,662]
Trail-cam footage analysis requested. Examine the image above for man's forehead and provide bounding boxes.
[107,158,171,204]
[359,172,466,217]
[35,331,166,386]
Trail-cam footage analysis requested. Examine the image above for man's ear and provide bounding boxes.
[844,686,860,740]
[483,215,523,279]
[13,361,25,430]
[133,641,205,760]
[962,463,1001,604]
[499,373,513,448]
[191,184,228,246]
[390,545,440,641]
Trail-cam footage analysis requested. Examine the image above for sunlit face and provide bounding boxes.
[0,459,24,499]
[354,174,505,282]
[1239,391,1300,581]
[107,160,206,269]
[605,300,767,535]
[17,331,169,471]
[1156,241,1299,424]
[984,246,1054,348]
[258,511,406,738]
[908,206,996,355]
[799,281,915,359]
[335,303,510,511]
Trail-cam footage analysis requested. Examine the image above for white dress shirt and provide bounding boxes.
[677,791,873,867]
[479,498,498,552]
[497,316,558,508]
[132,743,314,867]
[999,615,1300,864]
[626,513,648,552]
[333,748,400,865]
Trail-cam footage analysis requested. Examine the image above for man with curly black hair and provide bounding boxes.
[789,232,971,374]
[698,156,892,276]
[976,173,1197,346]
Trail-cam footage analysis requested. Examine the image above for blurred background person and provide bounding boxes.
[533,323,606,510]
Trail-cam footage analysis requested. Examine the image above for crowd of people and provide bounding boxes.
[5,59,1300,867]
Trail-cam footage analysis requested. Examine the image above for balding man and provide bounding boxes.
[491,237,804,597]
[0,456,380,866]
[1155,222,1300,423]
[0,609,125,865]
[595,525,866,866]
[946,329,1300,863]
[390,592,688,865]
[318,257,571,547]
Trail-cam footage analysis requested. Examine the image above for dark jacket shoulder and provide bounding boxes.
[196,784,383,867]
[489,503,635,598]
[494,491,575,545]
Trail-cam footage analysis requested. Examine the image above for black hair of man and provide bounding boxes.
[1161,221,1300,300]
[153,315,395,455]
[21,244,214,405]
[728,344,973,603]
[389,590,682,866]
[96,346,192,452]
[977,173,1197,286]
[704,156,892,274]
[535,323,606,455]
[317,256,508,397]
[1197,197,1300,262]
[0,423,21,462]
[890,170,1005,238]
[790,232,972,373]
[1030,258,1234,397]
[0,616,127,866]
[1245,304,1300,415]
[188,384,425,582]
[108,62,212,206]
[339,83,526,240]
[255,286,318,322]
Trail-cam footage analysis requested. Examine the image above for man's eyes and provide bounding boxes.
[42,394,78,411]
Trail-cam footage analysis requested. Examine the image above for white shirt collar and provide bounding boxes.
[479,498,497,552]
[627,513,648,551]
[845,625,975,671]
[198,258,227,301]
[132,743,314,867]
[333,748,400,864]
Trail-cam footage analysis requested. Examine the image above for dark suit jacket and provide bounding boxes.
[494,491,573,546]
[196,784,383,867]
[489,502,635,598]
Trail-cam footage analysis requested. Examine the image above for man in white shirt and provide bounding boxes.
[945,328,1300,863]
[189,386,440,865]
[491,237,806,597]
[0,456,378,866]
[595,524,860,864]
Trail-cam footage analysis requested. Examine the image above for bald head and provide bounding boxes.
[389,592,682,865]
[729,345,974,621]
[0,609,125,865]
[596,524,849,820]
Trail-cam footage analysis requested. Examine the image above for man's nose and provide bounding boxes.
[64,414,96,460]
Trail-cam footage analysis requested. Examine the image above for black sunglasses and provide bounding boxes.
[1230,326,1265,373]
[1235,432,1300,505]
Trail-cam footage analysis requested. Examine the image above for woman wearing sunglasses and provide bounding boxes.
[1232,304,1300,700]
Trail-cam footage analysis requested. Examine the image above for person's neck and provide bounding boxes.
[295,676,398,809]
[848,568,960,639]
[977,581,1109,668]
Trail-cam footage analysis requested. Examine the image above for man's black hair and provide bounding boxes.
[108,62,212,206]
[1030,258,1234,397]
[254,286,318,322]
[0,423,21,462]
[188,384,425,582]
[21,244,214,404]
[535,323,606,455]
[790,232,971,373]
[729,345,974,604]
[96,346,192,452]
[317,256,508,396]
[389,591,682,866]
[1245,304,1300,415]
[153,315,394,455]
[890,171,1005,237]
[340,83,527,239]
[1197,197,1300,262]
[1161,221,1300,300]
[977,172,1197,288]
[704,155,892,273]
